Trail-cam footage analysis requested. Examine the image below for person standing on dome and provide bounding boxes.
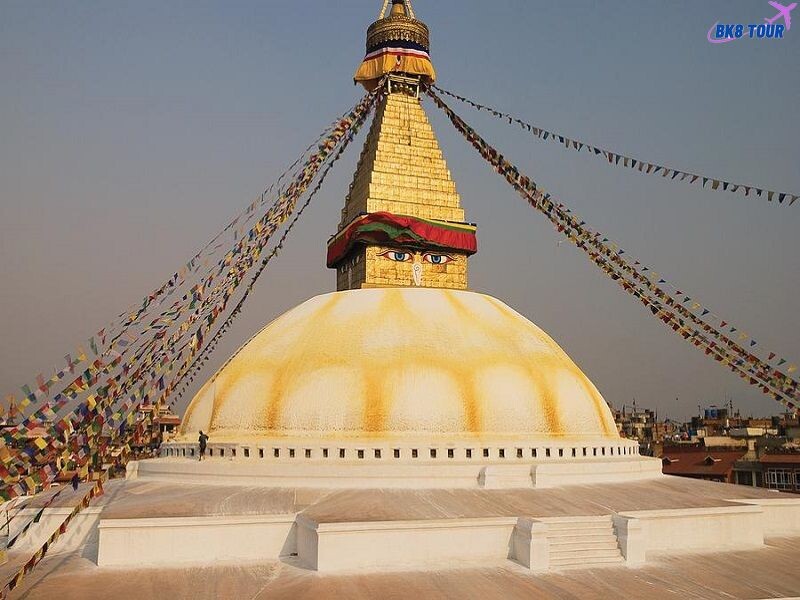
[198,430,209,461]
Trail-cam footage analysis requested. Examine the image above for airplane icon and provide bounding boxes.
[765,1,796,29]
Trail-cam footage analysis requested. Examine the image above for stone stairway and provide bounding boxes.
[543,516,625,570]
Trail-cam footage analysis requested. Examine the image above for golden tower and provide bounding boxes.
[327,0,477,291]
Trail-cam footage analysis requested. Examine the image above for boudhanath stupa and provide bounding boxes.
[3,2,800,598]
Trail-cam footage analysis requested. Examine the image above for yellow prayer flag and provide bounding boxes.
[789,365,798,373]
[34,437,48,450]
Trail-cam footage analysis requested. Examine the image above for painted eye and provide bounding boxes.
[423,253,454,265]
[378,250,412,262]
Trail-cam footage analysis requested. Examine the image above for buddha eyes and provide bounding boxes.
[379,250,412,262]
[378,250,455,265]
[423,253,454,265]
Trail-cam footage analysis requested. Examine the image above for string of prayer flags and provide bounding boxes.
[166,84,383,401]
[432,85,798,207]
[5,486,66,549]
[2,108,350,416]
[0,88,382,508]
[1,477,104,598]
[426,87,799,414]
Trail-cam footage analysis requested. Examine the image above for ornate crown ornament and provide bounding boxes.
[366,1,430,53]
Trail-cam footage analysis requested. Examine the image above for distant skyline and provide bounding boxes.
[1,1,798,421]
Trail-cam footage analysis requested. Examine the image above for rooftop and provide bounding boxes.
[6,529,800,600]
[661,450,746,477]
[760,452,800,464]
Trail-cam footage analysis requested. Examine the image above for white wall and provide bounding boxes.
[97,514,296,567]
[615,505,764,556]
[731,498,800,536]
[297,515,518,572]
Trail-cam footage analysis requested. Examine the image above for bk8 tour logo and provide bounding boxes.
[708,1,795,43]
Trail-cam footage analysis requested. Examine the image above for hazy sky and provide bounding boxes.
[1,1,798,422]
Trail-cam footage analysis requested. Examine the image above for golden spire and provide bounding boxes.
[329,1,476,291]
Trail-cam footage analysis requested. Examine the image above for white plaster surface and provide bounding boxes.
[613,515,646,565]
[97,514,296,567]
[510,519,549,570]
[616,505,765,556]
[530,457,663,488]
[7,507,102,556]
[139,453,659,489]
[10,474,800,586]
[728,497,800,536]
[10,537,800,600]
[296,514,518,572]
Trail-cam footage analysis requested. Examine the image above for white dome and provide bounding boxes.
[179,288,618,442]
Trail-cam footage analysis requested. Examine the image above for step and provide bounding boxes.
[547,530,615,540]
[540,515,613,523]
[546,526,612,537]
[550,548,622,561]
[547,531,617,544]
[546,530,615,540]
[549,555,625,569]
[543,520,612,531]
[548,539,620,551]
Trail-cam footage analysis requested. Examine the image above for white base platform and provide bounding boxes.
[132,454,664,489]
[92,498,800,573]
[13,476,800,578]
